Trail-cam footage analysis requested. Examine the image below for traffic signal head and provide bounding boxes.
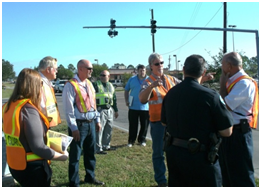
[108,29,118,38]
[151,19,157,34]
[110,19,116,29]
[108,30,113,37]
[113,31,118,36]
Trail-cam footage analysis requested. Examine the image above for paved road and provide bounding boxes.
[2,91,259,178]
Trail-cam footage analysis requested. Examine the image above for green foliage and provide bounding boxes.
[122,73,133,88]
[127,64,135,69]
[2,59,15,80]
[32,66,38,71]
[57,64,74,79]
[102,63,109,69]
[92,64,109,79]
[205,49,258,86]
[67,64,76,73]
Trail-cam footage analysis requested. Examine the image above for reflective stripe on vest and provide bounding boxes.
[226,75,259,129]
[69,78,96,113]
[146,75,176,122]
[96,80,114,106]
[2,99,50,170]
[42,81,61,127]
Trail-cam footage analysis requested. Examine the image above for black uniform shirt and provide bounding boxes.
[161,77,233,145]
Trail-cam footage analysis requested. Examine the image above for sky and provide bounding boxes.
[2,1,260,77]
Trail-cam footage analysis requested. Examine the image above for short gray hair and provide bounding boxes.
[148,53,162,65]
[38,56,57,71]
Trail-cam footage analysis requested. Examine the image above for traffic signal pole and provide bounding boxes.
[83,24,259,80]
[151,9,155,52]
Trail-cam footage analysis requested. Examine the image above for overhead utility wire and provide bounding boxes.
[161,4,223,55]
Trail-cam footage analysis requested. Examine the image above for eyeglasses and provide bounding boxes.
[100,74,107,77]
[50,67,58,71]
[83,67,93,71]
[153,61,164,66]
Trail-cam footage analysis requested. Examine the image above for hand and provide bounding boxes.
[72,130,80,141]
[202,72,216,82]
[151,77,163,88]
[126,102,129,107]
[62,150,69,157]
[115,112,119,119]
[220,70,230,87]
[96,122,102,132]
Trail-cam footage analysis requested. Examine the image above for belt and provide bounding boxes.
[233,124,241,129]
[76,119,93,123]
[172,138,206,152]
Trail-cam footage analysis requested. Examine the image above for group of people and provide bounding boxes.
[2,51,258,187]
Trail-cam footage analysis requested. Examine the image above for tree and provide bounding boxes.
[57,64,73,79]
[122,73,133,88]
[102,63,109,69]
[127,65,135,69]
[32,66,38,71]
[204,49,258,90]
[68,64,76,73]
[2,59,15,81]
[92,64,108,79]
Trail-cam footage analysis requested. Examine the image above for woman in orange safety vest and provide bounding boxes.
[2,68,68,187]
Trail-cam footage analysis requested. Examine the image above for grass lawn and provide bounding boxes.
[2,82,15,99]
[49,121,259,187]
[49,120,157,187]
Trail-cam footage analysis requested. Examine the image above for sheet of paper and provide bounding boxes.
[129,96,133,107]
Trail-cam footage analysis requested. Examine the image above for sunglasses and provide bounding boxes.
[83,67,93,71]
[153,61,164,66]
[100,74,107,77]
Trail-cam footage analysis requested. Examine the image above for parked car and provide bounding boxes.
[109,79,124,88]
[51,81,55,89]
[55,80,68,93]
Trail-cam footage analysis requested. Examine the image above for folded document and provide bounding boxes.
[48,130,73,153]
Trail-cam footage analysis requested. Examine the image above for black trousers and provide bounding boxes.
[219,127,255,187]
[9,160,52,187]
[166,145,222,187]
[128,109,149,144]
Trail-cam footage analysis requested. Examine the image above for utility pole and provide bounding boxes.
[168,55,171,71]
[223,2,227,53]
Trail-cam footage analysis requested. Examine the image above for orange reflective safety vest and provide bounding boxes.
[69,78,96,112]
[226,75,259,129]
[42,80,61,127]
[146,74,176,122]
[2,99,50,170]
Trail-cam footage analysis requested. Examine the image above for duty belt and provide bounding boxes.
[172,138,206,154]
[76,119,93,123]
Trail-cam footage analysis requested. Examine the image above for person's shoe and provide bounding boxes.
[69,183,79,187]
[96,151,107,155]
[141,142,146,147]
[127,143,133,147]
[104,147,117,151]
[158,183,168,187]
[85,179,105,186]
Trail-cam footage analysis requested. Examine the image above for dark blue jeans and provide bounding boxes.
[68,121,96,186]
[150,121,167,185]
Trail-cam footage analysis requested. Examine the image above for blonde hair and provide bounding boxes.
[5,68,42,112]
